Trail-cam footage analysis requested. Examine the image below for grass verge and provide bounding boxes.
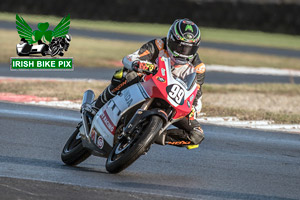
[202,83,300,124]
[202,105,300,124]
[1,12,300,50]
[1,80,299,124]
[1,29,300,70]
[0,80,108,101]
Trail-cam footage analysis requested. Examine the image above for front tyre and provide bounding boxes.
[61,123,91,166]
[106,115,163,173]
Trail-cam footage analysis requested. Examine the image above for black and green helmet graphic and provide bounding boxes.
[167,19,201,60]
[173,19,201,43]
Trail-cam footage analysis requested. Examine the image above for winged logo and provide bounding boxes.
[16,14,70,44]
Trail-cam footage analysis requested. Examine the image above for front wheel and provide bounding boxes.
[61,123,91,166]
[106,115,163,173]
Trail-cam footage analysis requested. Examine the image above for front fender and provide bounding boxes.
[124,108,168,134]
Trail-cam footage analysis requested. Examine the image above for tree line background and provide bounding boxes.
[1,0,299,34]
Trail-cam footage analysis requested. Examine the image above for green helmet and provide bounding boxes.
[167,19,201,64]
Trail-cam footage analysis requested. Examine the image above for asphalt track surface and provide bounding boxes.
[1,102,300,200]
[1,20,300,58]
[1,64,300,84]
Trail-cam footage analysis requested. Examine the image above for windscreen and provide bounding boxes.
[183,72,196,90]
[174,72,196,90]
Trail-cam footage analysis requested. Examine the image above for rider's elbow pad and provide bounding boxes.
[122,56,134,70]
[122,50,140,70]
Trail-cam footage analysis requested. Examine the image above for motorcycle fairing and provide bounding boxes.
[142,57,198,119]
[86,57,197,156]
[91,83,149,148]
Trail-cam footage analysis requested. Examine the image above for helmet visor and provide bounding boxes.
[168,38,199,58]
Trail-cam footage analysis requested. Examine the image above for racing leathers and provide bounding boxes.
[95,37,205,147]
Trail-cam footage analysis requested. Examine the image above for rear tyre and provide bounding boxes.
[61,123,91,166]
[106,115,163,173]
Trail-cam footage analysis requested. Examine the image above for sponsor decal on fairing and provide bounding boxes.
[156,76,166,83]
[90,128,96,143]
[161,68,166,76]
[97,135,104,149]
[100,110,116,134]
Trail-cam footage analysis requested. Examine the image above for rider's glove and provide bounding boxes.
[194,96,202,118]
[189,106,197,120]
[189,104,202,120]
[132,60,156,74]
[131,60,140,72]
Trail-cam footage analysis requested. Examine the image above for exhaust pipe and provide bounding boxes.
[82,90,95,110]
[81,90,95,138]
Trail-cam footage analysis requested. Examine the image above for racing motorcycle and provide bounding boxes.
[61,56,198,173]
[49,34,71,57]
[16,34,71,57]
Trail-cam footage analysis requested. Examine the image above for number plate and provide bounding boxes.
[166,84,185,105]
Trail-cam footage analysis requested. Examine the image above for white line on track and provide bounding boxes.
[0,76,108,82]
[1,102,299,134]
[0,183,40,197]
[0,108,79,122]
[206,64,300,77]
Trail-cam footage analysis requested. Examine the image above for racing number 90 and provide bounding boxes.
[168,84,184,104]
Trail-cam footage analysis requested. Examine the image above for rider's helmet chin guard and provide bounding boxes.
[167,19,201,65]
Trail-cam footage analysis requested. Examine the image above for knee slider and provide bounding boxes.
[189,127,205,145]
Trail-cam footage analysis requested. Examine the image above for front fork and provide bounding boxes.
[117,99,154,141]
[119,98,177,143]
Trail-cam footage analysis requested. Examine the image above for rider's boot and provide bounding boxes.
[95,84,116,109]
[155,127,204,149]
[155,129,190,146]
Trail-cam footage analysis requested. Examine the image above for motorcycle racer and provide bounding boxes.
[95,19,205,148]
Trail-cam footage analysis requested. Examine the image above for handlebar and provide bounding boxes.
[136,68,155,75]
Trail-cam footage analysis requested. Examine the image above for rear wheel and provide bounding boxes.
[61,123,91,166]
[106,115,163,173]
